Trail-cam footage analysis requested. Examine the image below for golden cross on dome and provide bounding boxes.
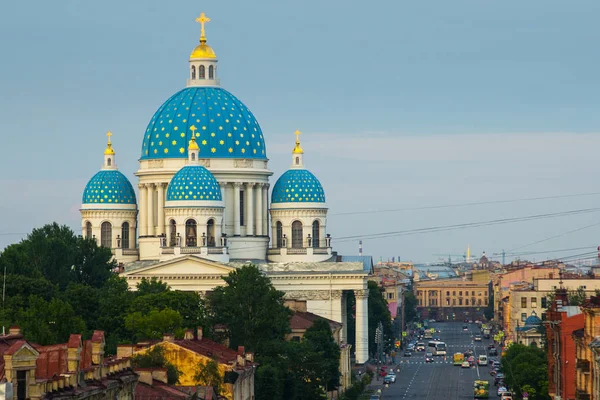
[294,129,301,144]
[190,125,197,135]
[106,130,112,144]
[195,12,211,42]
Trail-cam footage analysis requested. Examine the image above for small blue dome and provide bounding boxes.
[166,165,222,202]
[141,87,266,160]
[271,169,325,204]
[82,170,136,205]
[524,315,541,326]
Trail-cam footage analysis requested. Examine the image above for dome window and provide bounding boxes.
[121,222,130,249]
[209,65,214,79]
[276,221,283,248]
[85,221,92,239]
[191,65,196,80]
[207,219,216,247]
[107,158,112,166]
[199,65,206,79]
[186,219,197,247]
[291,221,303,249]
[101,221,112,248]
[312,220,320,248]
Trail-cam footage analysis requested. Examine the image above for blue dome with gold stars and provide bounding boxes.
[166,165,222,202]
[82,170,137,205]
[141,87,266,160]
[271,169,326,204]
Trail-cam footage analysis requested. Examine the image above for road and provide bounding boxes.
[381,321,496,399]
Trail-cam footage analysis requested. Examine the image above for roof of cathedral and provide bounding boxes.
[82,170,136,205]
[271,169,325,204]
[166,165,222,202]
[141,87,266,160]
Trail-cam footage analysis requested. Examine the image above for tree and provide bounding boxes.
[403,291,418,323]
[208,265,291,354]
[194,358,223,395]
[301,319,341,393]
[137,277,170,296]
[568,286,587,306]
[131,345,181,384]
[125,308,184,341]
[367,281,393,353]
[501,344,549,400]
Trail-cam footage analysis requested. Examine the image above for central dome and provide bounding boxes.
[141,87,266,160]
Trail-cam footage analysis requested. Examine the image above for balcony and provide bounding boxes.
[164,246,228,255]
[576,359,591,373]
[576,389,590,400]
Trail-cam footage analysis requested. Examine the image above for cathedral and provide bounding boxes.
[80,13,371,364]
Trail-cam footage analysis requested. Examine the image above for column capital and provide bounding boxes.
[233,182,242,188]
[256,182,265,188]
[156,182,166,189]
[330,290,344,299]
[138,183,146,190]
[246,182,256,189]
[354,289,369,299]
[144,183,155,189]
[219,181,228,188]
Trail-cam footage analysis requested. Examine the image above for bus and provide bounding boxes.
[453,353,465,366]
[427,341,447,356]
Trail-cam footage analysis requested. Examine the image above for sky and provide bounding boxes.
[1,0,600,264]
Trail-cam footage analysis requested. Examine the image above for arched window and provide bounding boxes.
[85,221,92,239]
[312,220,320,248]
[191,153,196,161]
[296,157,299,165]
[209,65,214,79]
[199,65,206,79]
[291,221,303,248]
[207,219,215,247]
[186,219,197,247]
[121,222,130,249]
[276,221,283,248]
[107,158,112,166]
[191,65,196,79]
[101,222,112,248]
[169,220,177,246]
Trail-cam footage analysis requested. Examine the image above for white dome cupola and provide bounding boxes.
[187,12,219,87]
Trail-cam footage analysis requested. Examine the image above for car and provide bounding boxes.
[463,325,469,331]
[488,344,496,349]
[497,386,508,396]
[416,342,425,351]
[493,361,501,368]
[383,373,396,384]
[489,348,498,356]
[475,320,481,324]
[369,396,380,400]
[469,320,473,323]
[461,361,470,368]
[429,318,436,322]
[425,355,434,363]
[500,393,513,400]
[488,357,496,365]
[404,350,412,357]
[474,335,482,341]
[433,337,442,341]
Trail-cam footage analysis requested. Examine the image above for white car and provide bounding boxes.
[461,361,470,368]
[497,386,508,396]
[385,372,396,383]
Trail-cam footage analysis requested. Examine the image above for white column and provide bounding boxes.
[138,184,147,236]
[219,182,227,233]
[255,183,263,236]
[233,183,241,236]
[355,289,369,364]
[262,184,269,236]
[146,183,155,236]
[246,183,254,236]
[341,293,348,343]
[157,183,165,236]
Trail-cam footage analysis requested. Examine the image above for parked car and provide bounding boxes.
[383,373,396,384]
[461,361,470,368]
[494,373,505,386]
[489,348,498,356]
[488,344,496,349]
[497,386,508,396]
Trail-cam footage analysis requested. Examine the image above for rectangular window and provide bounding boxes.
[484,298,488,305]
[531,297,537,308]
[453,291,456,296]
[521,313,527,322]
[484,291,488,296]
[478,292,482,296]
[446,291,450,296]
[521,298,527,308]
[541,297,547,308]
[453,299,456,305]
[387,293,394,300]
[239,190,245,226]
[446,299,450,306]
[472,291,475,296]
[459,291,463,296]
[459,298,463,306]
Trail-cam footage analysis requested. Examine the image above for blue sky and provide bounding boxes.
[1,0,600,263]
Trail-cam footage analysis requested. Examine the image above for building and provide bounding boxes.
[0,327,137,400]
[79,12,372,365]
[286,300,352,394]
[573,295,600,400]
[118,328,255,400]
[545,288,584,400]
[414,279,490,321]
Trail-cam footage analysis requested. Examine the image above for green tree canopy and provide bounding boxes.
[208,265,291,354]
[403,290,418,323]
[125,308,184,341]
[131,345,182,384]
[301,318,341,392]
[501,344,548,400]
[367,281,393,353]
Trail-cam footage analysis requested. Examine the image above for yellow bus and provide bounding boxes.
[453,353,464,366]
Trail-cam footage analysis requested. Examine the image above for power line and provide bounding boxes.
[505,221,600,253]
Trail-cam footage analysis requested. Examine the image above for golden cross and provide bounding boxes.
[106,130,112,144]
[190,125,197,138]
[195,12,211,41]
[294,129,301,144]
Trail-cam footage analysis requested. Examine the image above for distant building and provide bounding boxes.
[0,327,136,400]
[414,279,490,321]
[573,295,600,400]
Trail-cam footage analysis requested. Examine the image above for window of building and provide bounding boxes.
[207,219,215,246]
[472,291,475,296]
[291,221,303,248]
[484,298,488,305]
[541,313,546,321]
[446,291,450,296]
[521,298,527,308]
[484,291,488,296]
[531,297,537,308]
[100,221,111,248]
[185,219,197,247]
[453,291,456,296]
[239,190,245,226]
[312,220,320,247]
[478,292,482,296]
[459,291,463,296]
[387,292,394,300]
[199,65,206,79]
[459,298,463,305]
[446,299,450,306]
[541,297,547,308]
[478,299,482,305]
[121,222,129,249]
[208,65,214,79]
[276,221,283,248]
[521,313,527,322]
[85,221,92,239]
[17,370,27,400]
[292,336,301,342]
[453,299,456,305]
[191,65,196,79]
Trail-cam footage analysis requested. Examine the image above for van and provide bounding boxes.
[416,342,425,351]
[478,355,488,366]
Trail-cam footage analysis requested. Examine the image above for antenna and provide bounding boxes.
[359,240,363,256]
[2,265,6,336]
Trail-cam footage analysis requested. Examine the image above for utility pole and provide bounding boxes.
[502,249,505,266]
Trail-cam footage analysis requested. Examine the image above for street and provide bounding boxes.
[381,321,495,399]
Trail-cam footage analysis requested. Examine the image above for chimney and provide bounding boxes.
[197,327,203,340]
[237,354,245,367]
[8,326,21,335]
[163,333,174,342]
[237,346,245,356]
[135,369,153,386]
[184,329,194,340]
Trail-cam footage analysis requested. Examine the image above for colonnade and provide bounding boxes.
[137,181,269,238]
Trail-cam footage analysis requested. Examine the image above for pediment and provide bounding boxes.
[121,255,235,277]
[13,344,39,359]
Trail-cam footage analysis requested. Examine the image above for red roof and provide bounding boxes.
[35,344,68,379]
[290,311,342,332]
[135,380,191,399]
[175,338,243,365]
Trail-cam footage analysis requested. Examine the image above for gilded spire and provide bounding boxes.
[293,129,304,154]
[188,125,200,150]
[195,12,211,44]
[104,131,115,155]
